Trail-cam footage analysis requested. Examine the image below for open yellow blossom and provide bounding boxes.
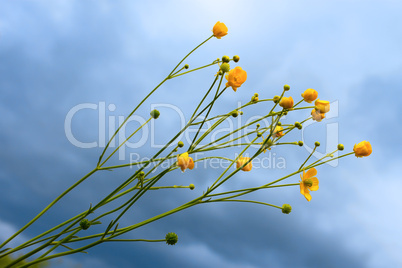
[212,21,228,39]
[301,88,318,103]
[272,126,284,138]
[315,99,330,114]
[177,152,194,172]
[311,108,325,122]
[299,168,319,201]
[279,96,294,109]
[236,156,252,171]
[225,67,247,92]
[353,141,372,157]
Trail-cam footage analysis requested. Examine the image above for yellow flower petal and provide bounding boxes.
[305,168,317,179]
[309,177,319,191]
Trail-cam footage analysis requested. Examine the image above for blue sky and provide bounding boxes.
[1,1,402,267]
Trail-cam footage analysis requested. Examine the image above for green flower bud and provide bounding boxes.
[295,122,302,129]
[218,70,224,76]
[150,109,160,119]
[222,55,230,63]
[231,111,238,117]
[277,122,282,126]
[257,132,262,137]
[256,124,260,128]
[284,84,290,91]
[178,141,184,148]
[273,95,280,103]
[184,64,189,69]
[337,144,344,151]
[80,219,91,230]
[282,204,292,214]
[233,55,240,62]
[240,111,244,115]
[254,93,259,97]
[220,63,230,73]
[165,232,178,245]
[315,141,321,147]
[298,141,304,146]
[189,184,195,190]
[251,95,259,102]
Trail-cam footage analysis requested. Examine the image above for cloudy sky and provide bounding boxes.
[1,1,401,267]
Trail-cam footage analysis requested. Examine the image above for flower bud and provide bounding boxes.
[178,141,184,148]
[184,64,189,69]
[256,124,260,128]
[222,55,230,63]
[279,96,294,109]
[298,141,304,146]
[315,99,330,114]
[239,111,243,115]
[273,95,280,103]
[80,219,91,230]
[353,141,372,157]
[311,109,325,122]
[212,21,228,39]
[189,184,195,190]
[257,132,262,137]
[301,88,318,103]
[283,84,290,91]
[236,156,252,171]
[277,122,282,126]
[231,111,238,117]
[165,232,178,245]
[282,204,292,214]
[150,109,160,119]
[315,141,320,147]
[294,122,302,129]
[233,55,240,62]
[337,144,344,151]
[251,95,259,102]
[220,63,230,73]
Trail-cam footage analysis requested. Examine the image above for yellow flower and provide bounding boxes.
[315,99,330,114]
[311,108,325,122]
[272,126,284,138]
[212,21,228,39]
[236,156,252,171]
[225,67,247,92]
[299,168,319,201]
[279,96,294,109]
[353,141,372,157]
[177,152,194,172]
[301,88,318,103]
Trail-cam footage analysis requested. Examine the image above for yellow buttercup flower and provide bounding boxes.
[236,156,252,171]
[212,21,228,39]
[225,67,247,92]
[177,152,194,172]
[311,108,325,122]
[315,99,330,114]
[272,126,284,138]
[301,88,318,103]
[299,168,319,201]
[279,96,294,109]
[353,141,372,157]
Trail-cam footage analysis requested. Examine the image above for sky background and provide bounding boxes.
[1,1,402,267]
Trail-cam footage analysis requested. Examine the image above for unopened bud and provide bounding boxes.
[222,55,230,63]
[165,232,178,245]
[233,55,240,62]
[220,63,230,73]
[150,109,160,119]
[282,204,292,214]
